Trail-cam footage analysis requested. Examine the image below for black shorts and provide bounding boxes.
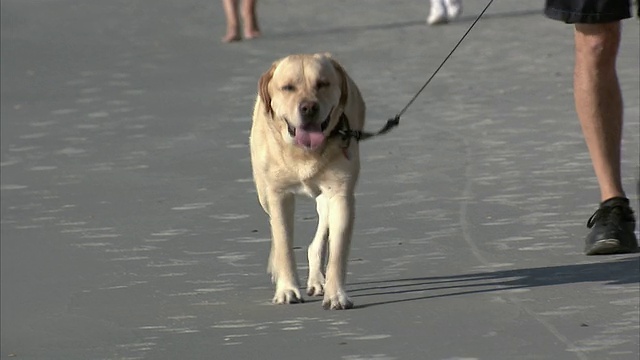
[545,0,632,23]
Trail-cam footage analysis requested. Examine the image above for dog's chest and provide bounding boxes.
[292,181,321,198]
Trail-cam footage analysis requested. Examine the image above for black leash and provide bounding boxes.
[343,0,495,142]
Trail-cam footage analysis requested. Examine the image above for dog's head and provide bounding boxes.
[258,53,348,151]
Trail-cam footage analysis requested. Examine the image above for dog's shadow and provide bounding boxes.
[346,256,640,309]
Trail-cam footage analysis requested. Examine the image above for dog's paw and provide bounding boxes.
[306,277,325,297]
[272,288,304,304]
[322,290,353,310]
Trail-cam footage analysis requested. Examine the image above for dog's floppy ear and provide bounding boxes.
[258,61,278,116]
[327,57,349,112]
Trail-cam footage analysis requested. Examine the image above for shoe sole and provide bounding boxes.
[585,239,636,255]
[427,17,449,25]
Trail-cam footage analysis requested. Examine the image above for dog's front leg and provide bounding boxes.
[267,192,303,304]
[323,193,355,310]
[307,194,328,297]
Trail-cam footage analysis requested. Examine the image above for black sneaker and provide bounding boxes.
[585,197,639,255]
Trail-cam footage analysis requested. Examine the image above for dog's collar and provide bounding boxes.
[330,113,367,148]
[334,113,402,144]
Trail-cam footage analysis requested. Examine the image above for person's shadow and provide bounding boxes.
[270,9,543,39]
[346,256,639,309]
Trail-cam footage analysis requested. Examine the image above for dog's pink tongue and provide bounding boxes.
[295,125,325,150]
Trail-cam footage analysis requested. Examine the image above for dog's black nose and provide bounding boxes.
[299,101,319,118]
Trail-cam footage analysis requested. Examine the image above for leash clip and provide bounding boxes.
[380,115,400,135]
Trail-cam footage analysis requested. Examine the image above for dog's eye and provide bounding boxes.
[281,84,295,92]
[316,81,330,89]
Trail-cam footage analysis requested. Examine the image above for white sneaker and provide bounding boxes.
[427,0,448,25]
[445,0,463,20]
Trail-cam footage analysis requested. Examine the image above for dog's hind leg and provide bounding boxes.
[307,194,328,296]
[267,193,303,304]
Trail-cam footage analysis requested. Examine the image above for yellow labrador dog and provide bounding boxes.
[250,53,365,310]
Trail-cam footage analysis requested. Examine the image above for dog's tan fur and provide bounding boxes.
[250,53,365,309]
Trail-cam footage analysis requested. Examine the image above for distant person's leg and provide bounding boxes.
[242,0,261,39]
[222,0,242,42]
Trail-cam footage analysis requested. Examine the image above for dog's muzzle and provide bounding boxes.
[283,111,332,150]
[285,114,331,137]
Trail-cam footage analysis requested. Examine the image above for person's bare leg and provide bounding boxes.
[222,0,242,42]
[242,0,261,39]
[573,22,625,202]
